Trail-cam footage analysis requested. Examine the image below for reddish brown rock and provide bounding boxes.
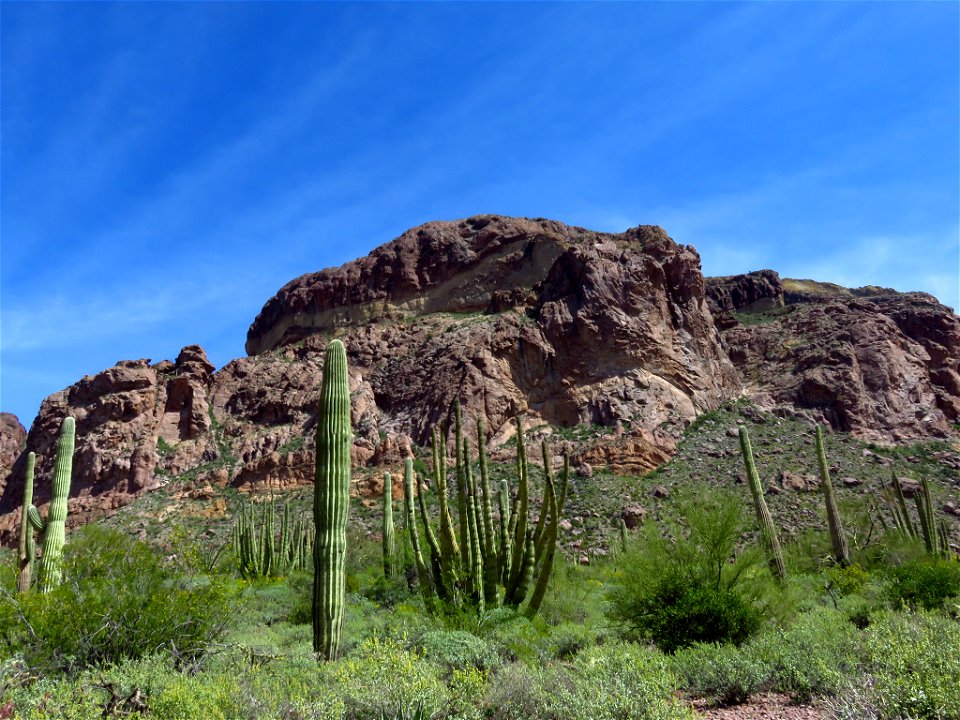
[720,291,960,441]
[620,503,647,529]
[0,413,26,494]
[706,269,785,327]
[1,216,958,538]
[0,347,222,536]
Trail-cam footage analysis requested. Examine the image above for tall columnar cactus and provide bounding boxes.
[404,458,434,611]
[17,452,36,593]
[915,476,940,556]
[407,412,563,616]
[382,472,395,578]
[815,425,850,567]
[313,339,352,661]
[233,498,311,578]
[738,426,787,584]
[26,417,77,594]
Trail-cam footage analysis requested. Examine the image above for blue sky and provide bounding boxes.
[2,1,958,429]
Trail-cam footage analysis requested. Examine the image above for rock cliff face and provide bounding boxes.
[707,271,960,440]
[0,413,26,487]
[1,215,958,536]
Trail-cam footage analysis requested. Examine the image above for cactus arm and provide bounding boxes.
[477,419,496,559]
[738,427,787,584]
[498,480,511,586]
[38,417,75,593]
[432,428,460,590]
[891,471,918,538]
[383,472,395,578]
[505,417,530,599]
[18,452,36,593]
[509,530,536,607]
[416,476,447,597]
[454,403,473,584]
[557,451,570,517]
[466,477,484,612]
[312,339,352,661]
[524,472,559,618]
[27,505,45,532]
[279,501,291,574]
[915,477,937,554]
[533,440,552,558]
[403,459,435,612]
[815,425,850,566]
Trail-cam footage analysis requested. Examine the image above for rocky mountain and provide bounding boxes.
[1,215,958,538]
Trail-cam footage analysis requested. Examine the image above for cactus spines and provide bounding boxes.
[383,472,395,578]
[17,452,36,593]
[37,417,76,593]
[738,426,787,584]
[815,425,850,566]
[313,339,352,661]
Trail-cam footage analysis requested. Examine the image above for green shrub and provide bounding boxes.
[149,672,244,720]
[417,630,500,673]
[606,490,771,653]
[749,607,858,702]
[3,526,236,674]
[328,636,448,719]
[672,642,769,706]
[546,641,695,720]
[482,663,546,720]
[885,558,960,611]
[863,611,960,719]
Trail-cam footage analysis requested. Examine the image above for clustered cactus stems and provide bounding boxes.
[879,471,950,557]
[232,496,312,578]
[815,425,850,567]
[23,417,77,594]
[404,405,566,616]
[313,339,352,661]
[382,472,395,578]
[17,452,36,593]
[738,426,787,583]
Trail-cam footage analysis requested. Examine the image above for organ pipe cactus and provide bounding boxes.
[815,425,850,566]
[233,497,312,578]
[403,458,434,611]
[17,452,36,593]
[26,417,76,594]
[383,472,395,578]
[407,410,564,616]
[313,339,352,661]
[738,426,787,584]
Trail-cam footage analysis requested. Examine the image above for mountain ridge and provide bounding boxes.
[1,215,957,539]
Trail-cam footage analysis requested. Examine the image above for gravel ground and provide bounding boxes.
[690,693,832,720]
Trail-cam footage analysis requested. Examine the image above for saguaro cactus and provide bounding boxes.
[738,426,787,583]
[313,339,352,661]
[17,452,36,593]
[27,417,76,594]
[815,425,850,566]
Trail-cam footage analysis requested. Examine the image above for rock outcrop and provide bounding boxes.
[708,270,960,440]
[1,215,958,536]
[0,413,26,492]
[0,347,221,535]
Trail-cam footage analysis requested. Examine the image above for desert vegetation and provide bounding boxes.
[1,343,958,719]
